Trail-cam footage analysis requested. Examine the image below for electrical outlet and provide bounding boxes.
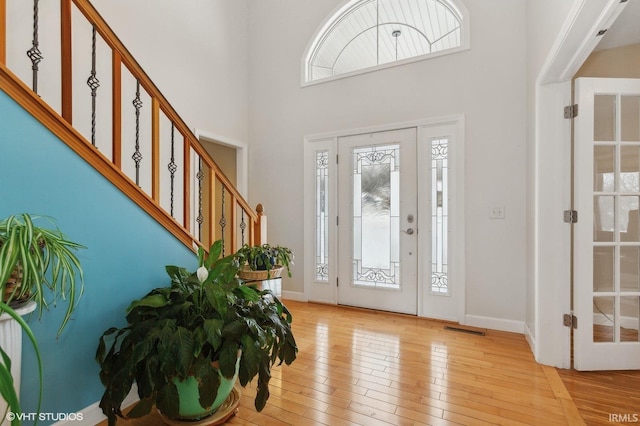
[490,206,505,219]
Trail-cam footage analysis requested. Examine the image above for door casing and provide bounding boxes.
[533,0,630,368]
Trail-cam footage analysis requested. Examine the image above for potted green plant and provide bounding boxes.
[235,243,294,280]
[96,240,298,425]
[0,213,83,424]
[0,213,85,337]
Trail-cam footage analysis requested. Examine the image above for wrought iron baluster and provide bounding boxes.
[196,157,204,241]
[219,186,226,256]
[26,0,43,94]
[168,124,177,217]
[240,209,246,246]
[87,26,100,146]
[132,81,143,185]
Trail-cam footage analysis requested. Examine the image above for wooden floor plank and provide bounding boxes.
[558,368,640,425]
[93,301,640,425]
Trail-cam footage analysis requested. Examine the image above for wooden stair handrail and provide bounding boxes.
[0,0,263,252]
[70,0,258,223]
[0,63,195,248]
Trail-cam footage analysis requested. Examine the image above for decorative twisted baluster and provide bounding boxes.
[240,209,246,246]
[219,186,226,256]
[196,157,204,241]
[86,26,100,146]
[132,81,143,185]
[26,0,43,94]
[168,124,178,217]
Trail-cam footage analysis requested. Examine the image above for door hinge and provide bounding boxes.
[563,313,578,329]
[563,210,578,223]
[564,104,578,119]
[336,216,339,226]
[336,154,339,164]
[336,277,339,287]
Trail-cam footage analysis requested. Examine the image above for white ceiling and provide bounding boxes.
[594,0,640,51]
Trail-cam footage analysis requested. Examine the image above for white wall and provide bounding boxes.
[6,0,250,144]
[247,0,528,326]
[92,0,250,143]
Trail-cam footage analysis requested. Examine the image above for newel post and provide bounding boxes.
[254,203,267,245]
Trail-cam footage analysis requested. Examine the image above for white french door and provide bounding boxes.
[574,77,640,370]
[304,119,463,320]
[337,128,418,314]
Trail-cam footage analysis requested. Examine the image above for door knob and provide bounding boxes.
[402,228,415,235]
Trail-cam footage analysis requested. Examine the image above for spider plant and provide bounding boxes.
[0,214,85,337]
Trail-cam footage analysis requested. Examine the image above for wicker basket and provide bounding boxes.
[3,264,30,308]
[238,265,284,281]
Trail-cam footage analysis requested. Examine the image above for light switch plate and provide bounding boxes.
[490,206,505,219]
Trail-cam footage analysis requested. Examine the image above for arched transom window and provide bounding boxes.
[304,0,468,84]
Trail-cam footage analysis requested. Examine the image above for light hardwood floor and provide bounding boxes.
[101,301,639,425]
[558,369,640,426]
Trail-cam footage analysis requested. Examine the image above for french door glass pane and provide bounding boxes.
[620,296,639,342]
[594,95,616,142]
[621,96,640,142]
[620,196,640,242]
[431,138,449,295]
[593,246,614,292]
[594,195,615,242]
[594,145,615,192]
[315,151,329,281]
[352,144,400,289]
[593,296,615,343]
[620,246,640,292]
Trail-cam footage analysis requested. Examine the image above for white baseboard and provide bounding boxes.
[307,297,337,305]
[281,290,307,302]
[419,312,458,323]
[524,322,536,353]
[464,314,524,334]
[53,385,139,426]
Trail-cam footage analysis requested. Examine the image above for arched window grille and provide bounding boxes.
[303,0,469,84]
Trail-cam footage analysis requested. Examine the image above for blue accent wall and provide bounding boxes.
[0,90,197,422]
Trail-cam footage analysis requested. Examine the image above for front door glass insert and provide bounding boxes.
[352,144,400,289]
[431,138,449,294]
[315,150,329,281]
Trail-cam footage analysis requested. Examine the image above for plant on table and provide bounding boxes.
[235,243,294,278]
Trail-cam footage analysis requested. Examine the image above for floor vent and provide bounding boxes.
[444,325,486,336]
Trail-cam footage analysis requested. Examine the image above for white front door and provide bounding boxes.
[304,118,463,320]
[574,77,640,370]
[337,128,418,314]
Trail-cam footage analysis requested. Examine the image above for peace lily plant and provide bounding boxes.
[96,240,298,424]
